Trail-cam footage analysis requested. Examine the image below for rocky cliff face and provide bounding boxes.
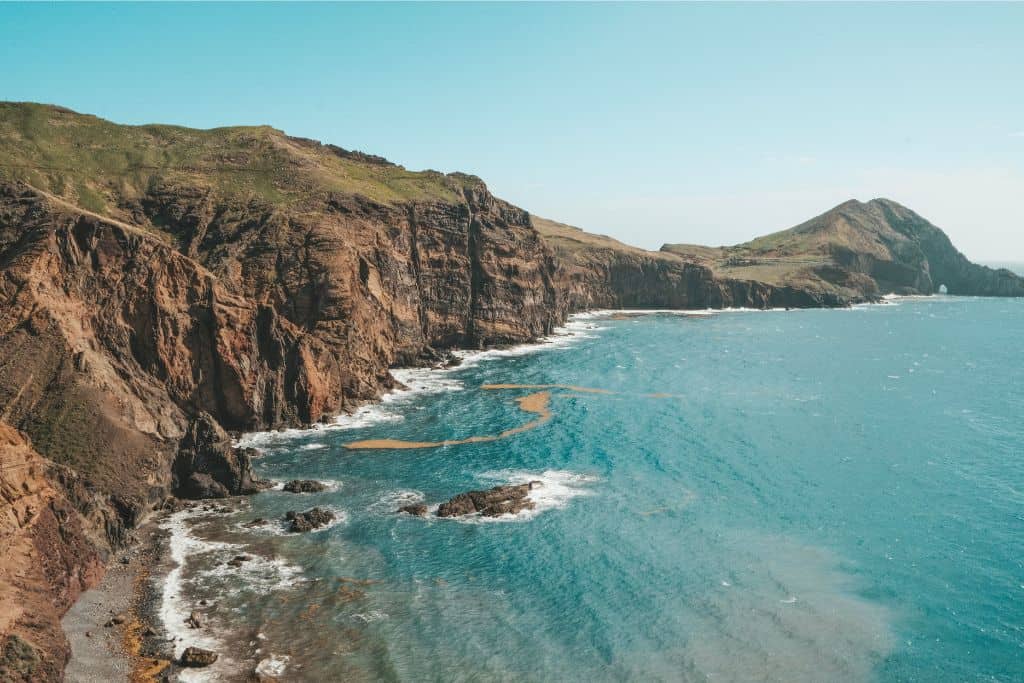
[869,199,1024,297]
[1,103,1022,680]
[0,422,105,681]
[0,105,568,678]
[534,216,853,310]
[0,176,563,497]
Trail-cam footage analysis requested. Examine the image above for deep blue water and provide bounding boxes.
[169,298,1024,682]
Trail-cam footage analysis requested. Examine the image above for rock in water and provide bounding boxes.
[282,480,328,493]
[180,647,218,667]
[436,482,541,518]
[226,554,251,568]
[398,504,428,517]
[285,507,336,532]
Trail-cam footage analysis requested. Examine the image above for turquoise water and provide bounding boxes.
[171,298,1024,682]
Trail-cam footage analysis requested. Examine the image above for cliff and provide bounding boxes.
[0,423,105,680]
[533,216,852,310]
[0,102,1020,679]
[0,103,564,678]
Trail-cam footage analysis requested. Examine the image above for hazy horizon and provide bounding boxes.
[2,3,1022,261]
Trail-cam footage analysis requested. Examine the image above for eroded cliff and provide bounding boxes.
[0,103,569,679]
[1,102,1021,680]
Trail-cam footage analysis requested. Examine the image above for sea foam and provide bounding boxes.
[235,314,603,451]
[160,509,305,681]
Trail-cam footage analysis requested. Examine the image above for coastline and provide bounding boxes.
[63,521,171,683]
[65,301,917,681]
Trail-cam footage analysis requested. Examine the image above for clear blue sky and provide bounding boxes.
[2,2,1022,260]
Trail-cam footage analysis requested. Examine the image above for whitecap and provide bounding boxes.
[370,489,425,514]
[255,654,291,677]
[242,506,349,536]
[352,610,389,623]
[159,510,238,678]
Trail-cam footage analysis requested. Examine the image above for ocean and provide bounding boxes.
[161,297,1024,682]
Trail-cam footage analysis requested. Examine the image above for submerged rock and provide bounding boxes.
[285,507,336,532]
[180,647,218,667]
[436,482,541,518]
[398,503,428,517]
[282,479,328,493]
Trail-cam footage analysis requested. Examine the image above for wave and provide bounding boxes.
[159,510,237,681]
[265,478,342,492]
[255,654,291,678]
[238,505,348,536]
[370,489,425,514]
[236,315,603,451]
[235,403,405,450]
[160,508,309,681]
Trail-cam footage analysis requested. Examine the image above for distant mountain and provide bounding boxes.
[662,198,1024,300]
[982,262,1024,277]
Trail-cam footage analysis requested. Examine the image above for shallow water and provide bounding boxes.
[165,299,1024,682]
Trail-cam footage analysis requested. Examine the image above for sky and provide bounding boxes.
[2,2,1023,261]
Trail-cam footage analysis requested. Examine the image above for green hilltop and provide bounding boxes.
[0,102,477,213]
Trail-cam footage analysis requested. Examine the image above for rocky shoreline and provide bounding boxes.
[4,102,1023,682]
[62,520,171,682]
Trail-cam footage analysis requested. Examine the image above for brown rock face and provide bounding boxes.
[0,160,564,677]
[533,216,854,312]
[0,422,105,682]
[0,177,564,504]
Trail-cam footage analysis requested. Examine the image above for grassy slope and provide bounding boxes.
[531,215,681,261]
[0,102,476,214]
[661,200,903,292]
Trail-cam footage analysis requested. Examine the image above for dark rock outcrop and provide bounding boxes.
[436,482,541,518]
[282,480,327,493]
[285,507,336,532]
[398,503,428,517]
[180,647,218,667]
[172,413,263,499]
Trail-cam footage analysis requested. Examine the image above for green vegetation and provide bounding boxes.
[0,102,475,213]
[0,635,40,680]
